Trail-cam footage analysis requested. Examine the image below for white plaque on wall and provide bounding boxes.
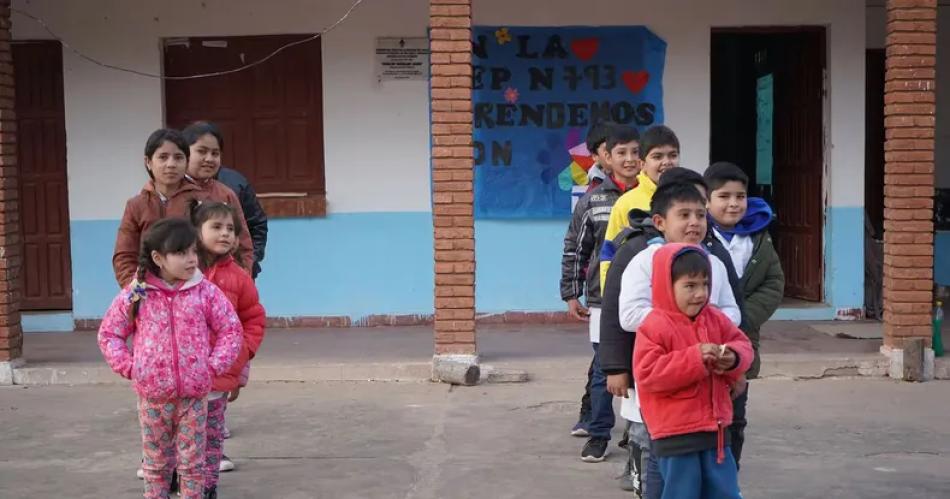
[375,37,430,82]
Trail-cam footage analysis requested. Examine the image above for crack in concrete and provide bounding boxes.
[404,385,451,499]
[864,451,943,458]
[508,400,574,412]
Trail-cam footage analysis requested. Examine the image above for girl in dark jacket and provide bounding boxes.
[183,121,268,278]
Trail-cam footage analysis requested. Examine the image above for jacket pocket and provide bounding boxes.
[196,356,214,394]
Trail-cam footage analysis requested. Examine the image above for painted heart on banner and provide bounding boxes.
[570,38,600,61]
[622,70,650,94]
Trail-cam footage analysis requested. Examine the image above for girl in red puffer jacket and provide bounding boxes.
[191,200,266,498]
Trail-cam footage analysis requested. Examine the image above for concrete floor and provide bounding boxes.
[1,378,949,498]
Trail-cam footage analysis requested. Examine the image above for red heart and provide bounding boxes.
[570,38,600,61]
[622,70,650,94]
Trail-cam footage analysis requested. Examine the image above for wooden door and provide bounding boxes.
[771,30,825,301]
[164,35,325,194]
[13,41,72,310]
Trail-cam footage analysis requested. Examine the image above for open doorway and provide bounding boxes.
[710,27,826,302]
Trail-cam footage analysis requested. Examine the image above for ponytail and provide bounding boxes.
[127,259,149,323]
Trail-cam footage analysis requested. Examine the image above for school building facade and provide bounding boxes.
[0,0,944,379]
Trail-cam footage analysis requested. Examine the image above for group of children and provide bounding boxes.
[99,123,268,499]
[560,122,785,498]
[93,117,784,498]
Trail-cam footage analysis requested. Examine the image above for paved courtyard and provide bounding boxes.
[1,378,949,498]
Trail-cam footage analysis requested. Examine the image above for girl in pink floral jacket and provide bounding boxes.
[99,217,242,499]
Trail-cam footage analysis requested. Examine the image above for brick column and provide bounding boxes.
[0,0,22,376]
[882,0,937,378]
[429,0,478,384]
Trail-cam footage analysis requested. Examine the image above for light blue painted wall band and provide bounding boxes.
[64,208,868,320]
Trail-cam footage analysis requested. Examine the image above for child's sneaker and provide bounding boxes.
[136,467,144,479]
[219,455,235,472]
[570,419,590,437]
[580,437,609,462]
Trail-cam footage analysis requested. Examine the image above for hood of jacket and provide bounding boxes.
[712,197,774,239]
[650,243,711,320]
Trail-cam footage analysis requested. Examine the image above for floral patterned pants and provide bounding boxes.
[204,395,228,488]
[137,397,207,499]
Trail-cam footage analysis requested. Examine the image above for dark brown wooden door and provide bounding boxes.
[771,30,825,301]
[13,41,72,310]
[164,35,325,194]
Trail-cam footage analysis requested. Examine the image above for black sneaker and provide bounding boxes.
[581,437,610,463]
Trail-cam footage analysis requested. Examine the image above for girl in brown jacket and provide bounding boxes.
[181,121,254,274]
[112,129,254,287]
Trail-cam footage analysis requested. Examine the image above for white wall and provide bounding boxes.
[12,0,432,219]
[13,0,872,212]
[476,0,868,208]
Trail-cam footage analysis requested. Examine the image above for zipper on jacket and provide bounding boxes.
[716,419,725,464]
[155,191,167,218]
[168,294,183,397]
[697,320,727,464]
[708,342,725,463]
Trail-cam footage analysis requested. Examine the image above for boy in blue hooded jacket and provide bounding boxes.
[703,161,785,468]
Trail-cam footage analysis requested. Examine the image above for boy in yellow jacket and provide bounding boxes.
[599,125,681,289]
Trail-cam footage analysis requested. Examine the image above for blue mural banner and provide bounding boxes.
[472,26,666,219]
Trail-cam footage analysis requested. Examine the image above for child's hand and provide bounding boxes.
[567,299,590,322]
[713,346,737,374]
[228,386,241,402]
[607,374,630,398]
[699,343,719,366]
[731,376,748,400]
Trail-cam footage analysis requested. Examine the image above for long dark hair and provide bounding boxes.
[143,128,190,179]
[129,218,197,322]
[189,200,245,270]
[182,121,224,149]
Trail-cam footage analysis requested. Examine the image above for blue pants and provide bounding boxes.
[578,356,594,423]
[657,448,741,499]
[645,451,664,499]
[588,343,615,440]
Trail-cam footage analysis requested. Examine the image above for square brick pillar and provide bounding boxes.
[0,0,23,382]
[882,0,937,380]
[429,0,478,384]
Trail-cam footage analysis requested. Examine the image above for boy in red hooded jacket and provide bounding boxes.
[634,244,752,499]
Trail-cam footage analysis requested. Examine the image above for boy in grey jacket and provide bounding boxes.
[560,124,641,463]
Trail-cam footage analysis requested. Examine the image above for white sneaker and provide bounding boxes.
[136,468,144,479]
[219,455,235,472]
